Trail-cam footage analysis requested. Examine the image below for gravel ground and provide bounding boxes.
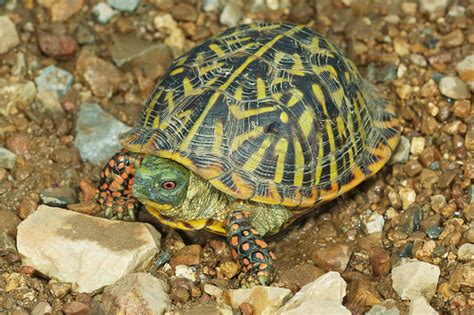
[0,0,473,314]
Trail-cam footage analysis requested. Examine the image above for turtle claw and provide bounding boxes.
[96,149,140,221]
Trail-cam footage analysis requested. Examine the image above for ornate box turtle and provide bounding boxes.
[96,23,400,286]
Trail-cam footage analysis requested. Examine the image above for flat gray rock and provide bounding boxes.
[74,103,130,164]
[17,205,161,293]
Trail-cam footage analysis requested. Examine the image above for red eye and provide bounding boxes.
[162,181,176,190]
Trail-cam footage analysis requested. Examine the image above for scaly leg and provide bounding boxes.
[225,210,275,287]
[96,149,141,220]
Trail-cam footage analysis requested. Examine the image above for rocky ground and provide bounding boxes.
[0,0,473,314]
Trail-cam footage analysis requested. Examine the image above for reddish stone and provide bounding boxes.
[37,31,78,60]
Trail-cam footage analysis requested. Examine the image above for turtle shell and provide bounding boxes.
[121,23,400,210]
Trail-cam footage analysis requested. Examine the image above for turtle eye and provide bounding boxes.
[161,181,176,190]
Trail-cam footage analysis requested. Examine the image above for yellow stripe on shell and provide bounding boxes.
[234,86,243,101]
[274,138,288,183]
[229,104,275,119]
[287,89,304,107]
[256,77,266,99]
[312,64,338,78]
[325,120,338,182]
[209,44,225,57]
[293,137,304,187]
[289,53,305,76]
[199,62,225,75]
[183,77,195,96]
[180,26,302,151]
[230,126,264,152]
[274,51,285,64]
[242,137,273,172]
[312,83,327,116]
[298,109,314,139]
[171,67,184,75]
[314,132,324,185]
[225,36,252,45]
[213,119,224,155]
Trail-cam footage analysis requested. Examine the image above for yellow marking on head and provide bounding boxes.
[180,26,303,151]
[243,137,273,172]
[289,53,305,76]
[230,126,264,152]
[274,138,288,183]
[209,44,225,57]
[256,78,266,99]
[293,138,304,187]
[143,200,172,212]
[171,67,184,75]
[280,111,289,123]
[298,109,314,138]
[287,89,304,107]
[229,105,275,119]
[315,132,324,185]
[213,119,223,155]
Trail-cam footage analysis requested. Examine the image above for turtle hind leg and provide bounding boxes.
[225,210,275,287]
[96,149,140,220]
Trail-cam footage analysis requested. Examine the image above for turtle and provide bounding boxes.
[96,23,400,287]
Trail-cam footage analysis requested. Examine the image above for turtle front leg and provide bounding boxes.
[225,210,275,287]
[96,149,141,220]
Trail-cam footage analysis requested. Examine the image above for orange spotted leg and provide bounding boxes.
[225,210,275,287]
[96,149,141,220]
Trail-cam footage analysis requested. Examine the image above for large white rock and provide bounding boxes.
[17,206,161,293]
[277,271,350,314]
[225,286,292,315]
[408,297,438,315]
[101,273,171,314]
[391,261,440,301]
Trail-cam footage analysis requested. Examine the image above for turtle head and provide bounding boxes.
[133,155,190,214]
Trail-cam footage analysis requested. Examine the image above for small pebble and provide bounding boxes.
[203,0,221,12]
[108,0,139,12]
[0,16,19,54]
[419,0,448,14]
[456,55,474,91]
[389,136,410,164]
[457,243,474,262]
[203,283,223,298]
[399,188,416,210]
[220,2,242,27]
[0,147,17,170]
[410,137,426,155]
[34,65,74,96]
[410,54,427,67]
[438,76,470,100]
[175,265,197,282]
[361,210,385,234]
[92,3,117,24]
[426,226,443,240]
